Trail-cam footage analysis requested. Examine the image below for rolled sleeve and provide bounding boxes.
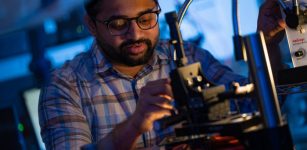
[39,72,92,150]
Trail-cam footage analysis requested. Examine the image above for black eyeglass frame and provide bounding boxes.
[93,6,161,36]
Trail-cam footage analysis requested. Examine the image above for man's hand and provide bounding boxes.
[257,0,286,44]
[131,78,174,134]
[97,79,174,150]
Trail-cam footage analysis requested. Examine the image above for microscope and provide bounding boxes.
[155,0,294,149]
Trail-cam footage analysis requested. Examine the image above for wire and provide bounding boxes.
[178,0,193,27]
[232,0,240,37]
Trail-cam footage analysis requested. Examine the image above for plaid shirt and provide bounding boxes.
[39,40,252,149]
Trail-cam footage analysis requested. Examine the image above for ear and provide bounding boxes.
[84,14,97,37]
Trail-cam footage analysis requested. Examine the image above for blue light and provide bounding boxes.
[43,19,57,34]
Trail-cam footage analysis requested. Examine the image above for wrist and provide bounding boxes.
[129,113,145,135]
[97,116,142,150]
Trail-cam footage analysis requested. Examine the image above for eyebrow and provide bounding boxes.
[106,7,158,21]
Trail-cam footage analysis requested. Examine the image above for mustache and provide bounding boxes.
[120,38,151,49]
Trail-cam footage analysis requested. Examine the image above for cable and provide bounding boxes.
[178,0,193,27]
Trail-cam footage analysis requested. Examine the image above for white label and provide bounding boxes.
[282,0,307,67]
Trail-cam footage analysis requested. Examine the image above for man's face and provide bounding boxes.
[90,0,160,66]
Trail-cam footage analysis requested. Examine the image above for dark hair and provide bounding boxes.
[84,0,159,18]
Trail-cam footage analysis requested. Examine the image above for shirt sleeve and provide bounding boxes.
[38,70,92,150]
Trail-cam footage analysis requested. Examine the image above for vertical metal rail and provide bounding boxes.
[243,31,283,128]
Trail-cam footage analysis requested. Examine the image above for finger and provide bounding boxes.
[141,82,173,97]
[268,23,285,37]
[147,96,174,110]
[147,107,172,121]
[260,14,284,31]
[146,78,171,87]
[151,103,173,110]
[278,19,286,28]
[159,94,173,101]
[139,93,173,108]
[262,19,285,38]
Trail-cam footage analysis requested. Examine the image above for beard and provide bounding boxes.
[96,37,158,67]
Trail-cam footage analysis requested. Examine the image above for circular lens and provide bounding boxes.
[137,13,157,30]
[108,18,129,35]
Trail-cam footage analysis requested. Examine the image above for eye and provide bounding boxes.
[138,13,154,26]
[108,19,128,30]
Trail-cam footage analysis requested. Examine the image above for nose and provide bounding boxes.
[125,20,142,39]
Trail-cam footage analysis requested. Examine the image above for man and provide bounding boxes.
[39,0,285,149]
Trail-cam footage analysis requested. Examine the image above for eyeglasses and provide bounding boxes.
[94,8,161,36]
